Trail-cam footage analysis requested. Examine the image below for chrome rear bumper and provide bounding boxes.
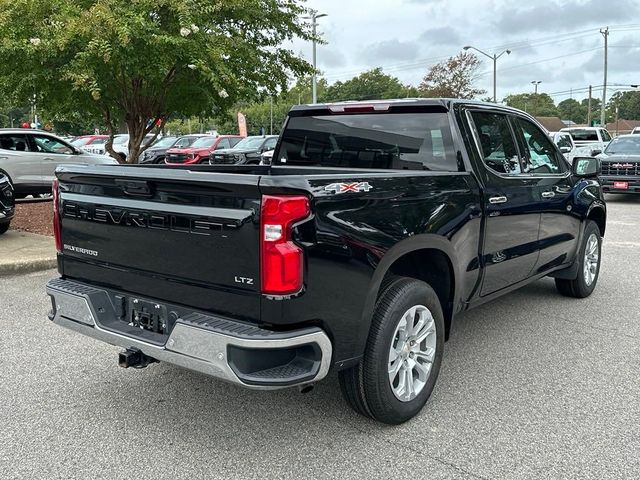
[46,278,332,389]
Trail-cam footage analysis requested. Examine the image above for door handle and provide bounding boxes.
[489,196,508,204]
[541,191,556,199]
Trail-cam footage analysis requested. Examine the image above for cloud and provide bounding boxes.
[317,47,347,68]
[360,39,420,63]
[418,27,462,46]
[494,0,640,32]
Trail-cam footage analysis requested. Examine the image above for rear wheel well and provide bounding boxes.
[0,169,13,184]
[385,249,455,339]
[588,207,606,237]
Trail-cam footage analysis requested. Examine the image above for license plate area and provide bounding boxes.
[613,181,629,190]
[128,298,168,334]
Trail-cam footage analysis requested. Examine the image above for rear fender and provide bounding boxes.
[349,235,460,366]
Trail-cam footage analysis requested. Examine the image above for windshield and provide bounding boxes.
[71,138,91,147]
[113,135,129,145]
[567,130,598,141]
[233,136,267,150]
[152,136,177,148]
[276,112,457,171]
[190,136,217,148]
[604,136,640,155]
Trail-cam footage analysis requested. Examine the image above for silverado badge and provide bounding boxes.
[324,182,373,194]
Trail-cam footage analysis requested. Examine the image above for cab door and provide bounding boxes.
[512,116,581,273]
[468,110,542,296]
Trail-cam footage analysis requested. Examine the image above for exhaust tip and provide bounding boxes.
[298,384,315,394]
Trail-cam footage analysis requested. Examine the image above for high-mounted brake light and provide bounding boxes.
[328,103,390,114]
[52,178,62,253]
[260,195,310,295]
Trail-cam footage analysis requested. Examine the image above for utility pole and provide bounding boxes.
[600,27,609,126]
[531,81,542,116]
[308,12,327,104]
[587,85,593,125]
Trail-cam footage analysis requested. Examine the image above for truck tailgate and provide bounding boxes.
[56,165,262,320]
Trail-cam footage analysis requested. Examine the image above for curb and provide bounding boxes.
[0,257,57,276]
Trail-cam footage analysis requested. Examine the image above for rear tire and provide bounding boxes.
[0,222,9,235]
[339,277,444,424]
[555,220,602,298]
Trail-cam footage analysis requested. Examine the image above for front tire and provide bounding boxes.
[0,222,9,235]
[555,220,602,298]
[339,277,445,424]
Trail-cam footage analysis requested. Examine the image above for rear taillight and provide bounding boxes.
[260,195,310,295]
[52,178,62,253]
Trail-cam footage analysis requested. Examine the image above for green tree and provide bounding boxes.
[0,0,314,162]
[504,93,558,117]
[608,91,640,120]
[557,98,586,123]
[418,52,486,99]
[323,68,417,102]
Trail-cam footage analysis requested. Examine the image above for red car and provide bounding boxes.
[165,135,244,164]
[71,135,109,148]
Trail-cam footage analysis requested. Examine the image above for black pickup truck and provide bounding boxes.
[46,99,606,424]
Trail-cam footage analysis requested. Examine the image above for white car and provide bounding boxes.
[560,127,612,156]
[549,131,578,163]
[0,129,116,197]
[631,127,640,135]
[111,134,157,161]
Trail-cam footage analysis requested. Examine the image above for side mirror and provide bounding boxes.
[572,156,601,178]
[590,149,602,156]
[559,146,571,154]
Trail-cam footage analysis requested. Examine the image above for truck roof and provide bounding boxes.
[289,98,530,116]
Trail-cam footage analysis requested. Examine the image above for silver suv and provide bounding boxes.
[0,129,116,197]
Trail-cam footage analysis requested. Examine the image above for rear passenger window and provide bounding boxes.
[0,134,30,152]
[470,111,521,174]
[277,111,458,171]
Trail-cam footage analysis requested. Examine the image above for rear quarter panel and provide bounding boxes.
[260,170,482,364]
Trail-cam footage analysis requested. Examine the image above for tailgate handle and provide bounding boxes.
[115,179,153,197]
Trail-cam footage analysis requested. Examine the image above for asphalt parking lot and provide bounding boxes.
[1,195,638,480]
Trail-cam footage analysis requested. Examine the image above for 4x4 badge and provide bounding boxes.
[324,182,372,194]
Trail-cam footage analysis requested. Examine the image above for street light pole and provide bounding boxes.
[463,46,511,103]
[308,12,327,104]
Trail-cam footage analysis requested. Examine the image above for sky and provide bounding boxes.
[292,0,640,104]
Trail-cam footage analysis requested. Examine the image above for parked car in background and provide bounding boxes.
[139,135,206,164]
[209,135,278,165]
[560,127,612,156]
[165,135,244,165]
[549,131,577,164]
[631,127,640,135]
[597,134,640,194]
[71,135,109,150]
[0,173,15,235]
[111,134,157,162]
[0,128,117,197]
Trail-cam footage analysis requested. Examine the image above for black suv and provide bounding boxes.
[209,135,278,165]
[0,173,15,234]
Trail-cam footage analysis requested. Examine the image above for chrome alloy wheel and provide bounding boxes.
[388,305,437,402]
[583,233,600,286]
